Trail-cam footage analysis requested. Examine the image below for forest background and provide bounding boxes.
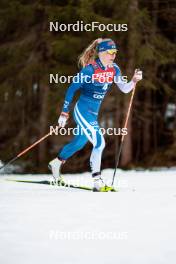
[0,0,175,173]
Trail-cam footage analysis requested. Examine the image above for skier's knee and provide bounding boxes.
[94,137,105,152]
[75,140,87,151]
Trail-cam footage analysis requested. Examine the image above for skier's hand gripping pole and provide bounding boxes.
[58,112,69,128]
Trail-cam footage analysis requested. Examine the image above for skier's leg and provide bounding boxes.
[74,103,107,190]
[58,126,88,160]
[90,129,107,191]
[89,131,116,191]
[49,125,88,181]
[74,102,105,174]
[90,129,105,174]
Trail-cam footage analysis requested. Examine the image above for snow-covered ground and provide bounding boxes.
[0,169,176,264]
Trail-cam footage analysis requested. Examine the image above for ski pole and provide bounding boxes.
[111,84,137,186]
[0,132,51,171]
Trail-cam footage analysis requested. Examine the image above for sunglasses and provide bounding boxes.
[107,49,117,55]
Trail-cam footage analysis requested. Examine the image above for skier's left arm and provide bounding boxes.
[114,65,143,93]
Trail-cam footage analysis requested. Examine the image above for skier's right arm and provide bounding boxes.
[58,66,93,127]
[58,80,81,127]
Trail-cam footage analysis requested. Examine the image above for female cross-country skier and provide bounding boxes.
[49,38,142,191]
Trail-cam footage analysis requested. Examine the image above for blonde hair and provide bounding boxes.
[78,38,113,68]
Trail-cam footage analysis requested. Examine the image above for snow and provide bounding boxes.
[0,169,176,264]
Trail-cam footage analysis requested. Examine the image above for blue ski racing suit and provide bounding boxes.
[58,58,134,174]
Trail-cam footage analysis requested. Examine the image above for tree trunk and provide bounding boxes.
[121,0,138,166]
[140,0,159,158]
[143,90,151,155]
[38,84,49,170]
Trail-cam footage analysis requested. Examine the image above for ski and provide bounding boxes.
[7,179,93,191]
[6,179,117,192]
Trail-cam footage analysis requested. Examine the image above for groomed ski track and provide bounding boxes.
[0,168,176,264]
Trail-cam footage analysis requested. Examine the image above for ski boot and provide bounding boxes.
[92,173,117,192]
[48,158,65,185]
